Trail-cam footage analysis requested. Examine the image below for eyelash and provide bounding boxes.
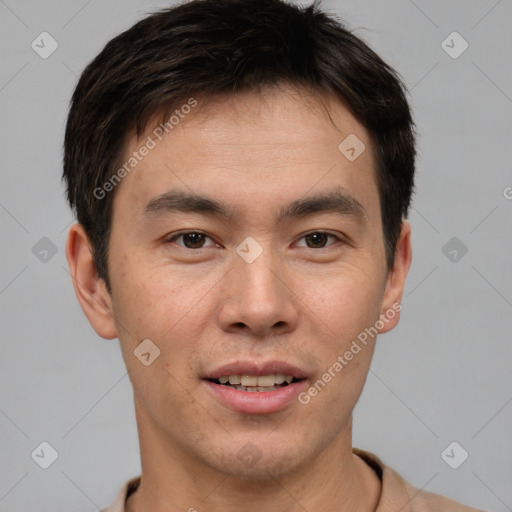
[166,230,342,249]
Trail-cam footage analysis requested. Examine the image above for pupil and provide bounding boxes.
[184,233,204,248]
[306,232,327,248]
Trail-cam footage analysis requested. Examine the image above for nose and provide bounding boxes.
[217,248,299,338]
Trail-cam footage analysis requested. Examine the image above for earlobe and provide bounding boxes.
[65,223,118,340]
[378,220,412,334]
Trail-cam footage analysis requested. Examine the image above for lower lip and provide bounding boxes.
[203,379,308,414]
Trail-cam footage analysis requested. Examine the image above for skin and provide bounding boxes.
[66,85,412,512]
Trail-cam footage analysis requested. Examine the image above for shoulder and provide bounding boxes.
[353,448,486,512]
[100,476,141,512]
[402,479,485,512]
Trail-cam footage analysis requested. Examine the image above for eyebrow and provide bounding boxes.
[143,187,366,223]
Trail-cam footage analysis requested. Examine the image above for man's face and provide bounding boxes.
[103,87,407,478]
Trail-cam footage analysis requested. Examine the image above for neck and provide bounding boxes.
[126,399,381,512]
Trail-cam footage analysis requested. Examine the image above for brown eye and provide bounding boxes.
[169,232,216,249]
[297,232,339,249]
[305,232,328,248]
[182,233,205,248]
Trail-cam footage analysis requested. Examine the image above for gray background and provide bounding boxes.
[1,0,511,510]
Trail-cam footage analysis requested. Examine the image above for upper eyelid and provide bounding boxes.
[296,230,341,240]
[168,230,208,239]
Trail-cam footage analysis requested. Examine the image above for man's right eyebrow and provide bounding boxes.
[143,190,237,220]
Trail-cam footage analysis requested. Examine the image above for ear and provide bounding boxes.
[65,223,117,339]
[378,220,412,334]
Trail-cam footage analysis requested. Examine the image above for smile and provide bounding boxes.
[208,373,300,392]
[202,362,309,414]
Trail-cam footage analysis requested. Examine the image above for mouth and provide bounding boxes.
[206,373,304,392]
[202,362,309,414]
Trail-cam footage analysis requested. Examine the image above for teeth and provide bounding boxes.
[218,374,295,387]
[241,375,258,386]
[275,373,286,384]
[228,374,241,385]
[238,385,279,392]
[257,375,276,387]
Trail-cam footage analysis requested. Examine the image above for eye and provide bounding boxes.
[167,231,217,249]
[295,231,341,249]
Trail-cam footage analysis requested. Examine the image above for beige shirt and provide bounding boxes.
[101,448,484,512]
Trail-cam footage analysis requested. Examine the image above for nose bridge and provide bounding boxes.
[241,251,282,303]
[218,239,298,335]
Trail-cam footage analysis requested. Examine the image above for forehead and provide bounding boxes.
[112,86,379,222]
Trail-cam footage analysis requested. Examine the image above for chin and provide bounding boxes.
[204,437,313,481]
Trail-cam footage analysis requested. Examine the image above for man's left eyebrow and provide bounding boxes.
[279,189,367,221]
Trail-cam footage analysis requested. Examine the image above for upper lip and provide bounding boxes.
[204,361,308,380]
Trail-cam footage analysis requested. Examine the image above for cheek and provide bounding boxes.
[110,255,220,384]
[295,263,384,411]
[111,253,196,336]
[299,280,380,435]
[302,264,384,338]
[110,261,214,431]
